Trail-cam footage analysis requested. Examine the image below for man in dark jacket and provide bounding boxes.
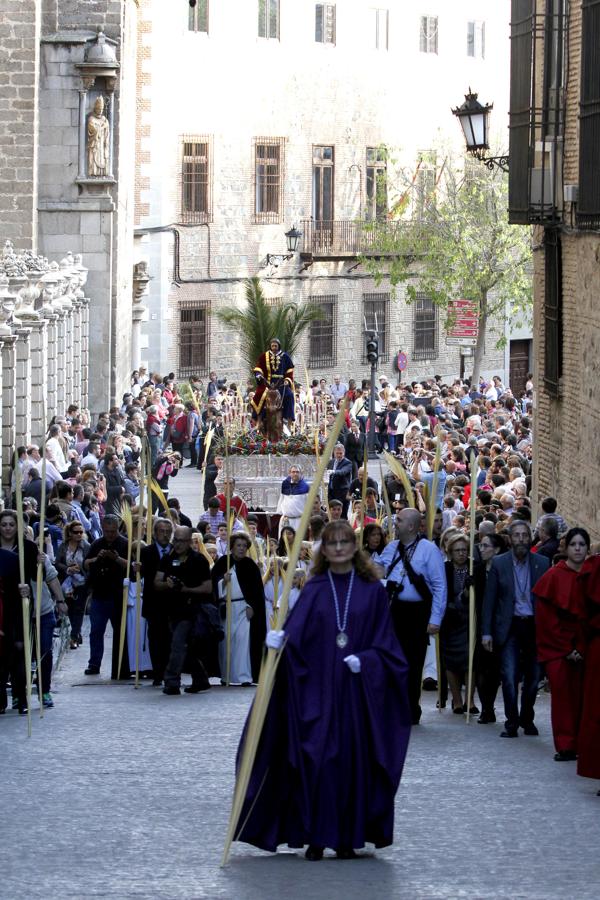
[154,526,214,695]
[84,515,129,678]
[326,443,353,518]
[482,520,550,738]
[137,518,173,686]
[344,421,366,478]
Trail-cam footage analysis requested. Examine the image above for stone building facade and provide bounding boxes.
[508,0,600,537]
[0,0,139,415]
[0,241,90,487]
[135,0,525,389]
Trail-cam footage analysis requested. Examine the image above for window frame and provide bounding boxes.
[365,146,387,221]
[467,20,485,58]
[180,135,212,224]
[362,293,390,363]
[315,3,336,45]
[258,0,280,40]
[419,15,438,54]
[543,228,562,395]
[254,137,285,223]
[413,294,439,360]
[374,8,389,50]
[178,301,210,377]
[188,0,209,33]
[308,295,337,368]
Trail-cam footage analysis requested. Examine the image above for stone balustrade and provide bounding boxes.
[0,240,90,489]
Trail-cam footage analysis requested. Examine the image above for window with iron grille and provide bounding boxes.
[577,0,600,230]
[181,137,211,223]
[542,0,565,138]
[362,293,390,362]
[255,138,284,222]
[179,303,210,377]
[316,4,336,44]
[374,8,389,50]
[188,0,208,33]
[258,0,279,39]
[308,296,337,368]
[366,147,387,220]
[543,228,562,394]
[467,20,485,58]
[420,15,438,54]
[413,295,438,360]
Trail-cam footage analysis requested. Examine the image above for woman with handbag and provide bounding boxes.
[55,520,91,649]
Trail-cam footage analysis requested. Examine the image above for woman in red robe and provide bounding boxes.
[577,551,600,795]
[534,528,589,761]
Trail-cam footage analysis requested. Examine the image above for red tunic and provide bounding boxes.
[534,560,585,662]
[577,556,600,780]
[216,492,248,521]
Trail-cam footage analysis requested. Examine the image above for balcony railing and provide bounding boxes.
[300,218,412,259]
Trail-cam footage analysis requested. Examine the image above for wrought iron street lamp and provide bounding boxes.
[452,90,509,173]
[264,225,303,266]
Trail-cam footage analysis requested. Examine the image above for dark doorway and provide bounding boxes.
[509,339,532,398]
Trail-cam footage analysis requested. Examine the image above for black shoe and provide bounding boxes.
[500,729,518,738]
[305,845,324,861]
[184,684,210,694]
[522,724,539,736]
[436,700,447,709]
[422,677,438,691]
[478,711,496,724]
[18,704,29,715]
[468,705,480,715]
[84,666,100,675]
[554,750,577,761]
[152,679,163,687]
[336,848,357,859]
[162,686,180,695]
[240,682,253,687]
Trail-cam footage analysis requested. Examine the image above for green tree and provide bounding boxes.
[363,151,532,386]
[215,277,322,379]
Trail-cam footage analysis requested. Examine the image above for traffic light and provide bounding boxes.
[366,333,379,365]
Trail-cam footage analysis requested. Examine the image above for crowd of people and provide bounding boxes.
[0,364,598,840]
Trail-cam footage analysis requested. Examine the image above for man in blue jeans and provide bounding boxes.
[83,515,129,679]
[482,520,549,737]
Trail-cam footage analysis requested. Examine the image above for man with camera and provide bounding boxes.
[84,514,129,678]
[154,526,214,695]
[374,508,447,724]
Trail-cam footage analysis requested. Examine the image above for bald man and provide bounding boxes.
[374,508,447,724]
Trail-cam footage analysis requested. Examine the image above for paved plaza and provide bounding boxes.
[2,470,600,900]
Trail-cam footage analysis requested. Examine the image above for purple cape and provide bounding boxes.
[234,571,411,852]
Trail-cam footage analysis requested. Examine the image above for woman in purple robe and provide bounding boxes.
[235,520,412,860]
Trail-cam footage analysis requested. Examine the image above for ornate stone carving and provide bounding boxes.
[87,95,110,177]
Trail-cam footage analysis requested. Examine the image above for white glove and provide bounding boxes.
[266,629,285,651]
[344,654,361,674]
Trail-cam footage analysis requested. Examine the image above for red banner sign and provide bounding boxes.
[446,299,479,344]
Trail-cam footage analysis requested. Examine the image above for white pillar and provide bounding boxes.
[45,313,59,417]
[55,311,67,413]
[2,334,18,490]
[80,297,90,411]
[29,319,49,443]
[15,326,32,445]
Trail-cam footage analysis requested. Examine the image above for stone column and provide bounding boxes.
[132,260,150,368]
[55,311,67,414]
[2,334,18,490]
[15,326,32,445]
[80,296,90,411]
[29,319,49,444]
[72,298,82,404]
[45,313,59,417]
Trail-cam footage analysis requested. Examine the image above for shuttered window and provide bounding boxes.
[577,0,600,229]
[508,0,535,224]
[179,303,210,377]
[308,296,337,367]
[543,229,562,395]
[315,4,336,44]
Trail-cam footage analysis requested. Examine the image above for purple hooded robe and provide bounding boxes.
[234,570,412,852]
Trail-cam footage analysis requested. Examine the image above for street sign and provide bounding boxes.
[446,299,479,346]
[396,351,408,371]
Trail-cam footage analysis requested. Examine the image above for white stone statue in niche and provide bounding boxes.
[87,95,110,177]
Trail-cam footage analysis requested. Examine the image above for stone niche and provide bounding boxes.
[75,32,119,189]
[218,454,319,511]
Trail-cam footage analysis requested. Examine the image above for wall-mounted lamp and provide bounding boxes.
[452,90,509,173]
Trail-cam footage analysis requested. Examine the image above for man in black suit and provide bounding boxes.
[344,421,366,478]
[136,518,173,686]
[482,520,550,738]
[326,443,353,518]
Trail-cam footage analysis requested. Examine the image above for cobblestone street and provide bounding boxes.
[2,629,599,900]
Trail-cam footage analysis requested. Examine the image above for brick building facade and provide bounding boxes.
[135,0,523,389]
[509,0,600,537]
